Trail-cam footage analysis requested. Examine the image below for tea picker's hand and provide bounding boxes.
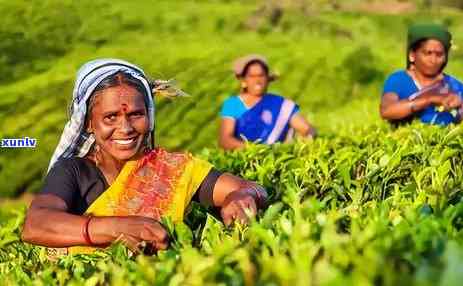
[442,93,462,111]
[220,190,257,226]
[114,216,169,254]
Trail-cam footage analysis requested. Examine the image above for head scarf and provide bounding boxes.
[232,54,278,81]
[47,59,155,172]
[407,23,452,68]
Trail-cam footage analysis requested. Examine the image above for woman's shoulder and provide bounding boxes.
[222,95,241,105]
[444,73,463,84]
[48,157,96,178]
[42,158,87,196]
[382,70,414,95]
[220,95,247,118]
[385,70,409,81]
[443,74,463,94]
[50,157,83,171]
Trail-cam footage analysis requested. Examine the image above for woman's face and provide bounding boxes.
[410,39,446,77]
[241,62,269,96]
[88,84,149,162]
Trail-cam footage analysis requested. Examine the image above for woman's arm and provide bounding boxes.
[289,113,316,138]
[219,118,245,150]
[380,92,444,120]
[22,194,111,247]
[22,194,168,251]
[197,172,268,226]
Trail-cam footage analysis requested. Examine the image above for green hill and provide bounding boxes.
[1,0,462,197]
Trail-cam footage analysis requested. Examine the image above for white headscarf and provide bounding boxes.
[47,59,155,172]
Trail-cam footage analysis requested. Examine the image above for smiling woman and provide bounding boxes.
[21,59,268,258]
[219,54,316,150]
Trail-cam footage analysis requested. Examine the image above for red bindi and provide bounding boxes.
[121,103,128,113]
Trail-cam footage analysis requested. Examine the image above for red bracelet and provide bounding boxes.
[82,215,95,246]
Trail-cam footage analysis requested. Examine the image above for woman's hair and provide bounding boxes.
[407,38,448,71]
[407,39,427,69]
[87,72,150,116]
[242,60,270,77]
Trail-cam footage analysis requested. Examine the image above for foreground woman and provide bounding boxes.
[380,23,463,125]
[219,54,316,150]
[22,59,267,256]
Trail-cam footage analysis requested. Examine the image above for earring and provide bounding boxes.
[94,145,101,167]
[143,137,150,154]
[241,82,247,89]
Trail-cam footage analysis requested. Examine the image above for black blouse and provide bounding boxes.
[41,157,221,215]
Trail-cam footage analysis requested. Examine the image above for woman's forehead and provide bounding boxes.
[93,85,146,110]
[420,39,445,50]
[247,63,267,74]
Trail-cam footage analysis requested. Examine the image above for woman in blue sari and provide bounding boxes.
[219,55,315,150]
[380,23,463,125]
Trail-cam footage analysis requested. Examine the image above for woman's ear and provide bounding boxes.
[408,51,415,65]
[86,119,93,134]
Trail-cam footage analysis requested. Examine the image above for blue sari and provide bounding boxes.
[413,76,463,124]
[383,71,463,125]
[235,94,299,144]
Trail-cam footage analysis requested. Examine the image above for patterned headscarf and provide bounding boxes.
[47,59,155,172]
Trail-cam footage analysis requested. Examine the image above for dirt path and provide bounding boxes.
[355,1,416,14]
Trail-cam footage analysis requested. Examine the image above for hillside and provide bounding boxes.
[1,0,462,197]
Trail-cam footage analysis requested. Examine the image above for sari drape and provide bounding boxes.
[235,94,298,144]
[50,148,212,255]
[410,76,463,125]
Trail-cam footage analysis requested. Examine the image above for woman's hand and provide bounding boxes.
[423,92,461,111]
[220,190,257,226]
[423,93,445,106]
[22,194,169,254]
[442,93,462,110]
[197,172,268,226]
[110,216,169,254]
[290,113,316,139]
